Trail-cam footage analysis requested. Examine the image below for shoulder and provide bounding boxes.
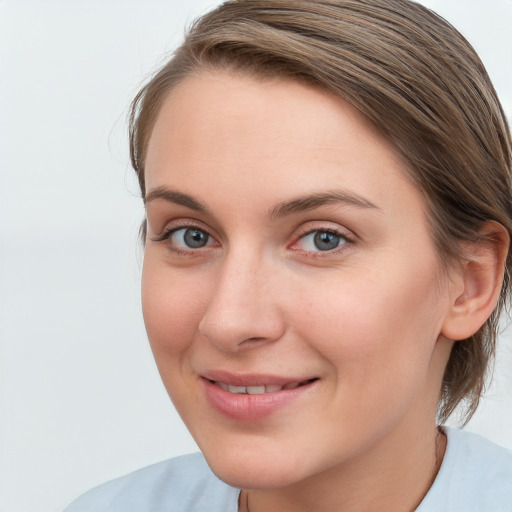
[63,452,240,512]
[418,427,512,512]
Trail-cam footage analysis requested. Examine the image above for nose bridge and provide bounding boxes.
[198,245,284,350]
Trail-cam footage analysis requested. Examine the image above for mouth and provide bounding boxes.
[201,373,319,421]
[207,378,318,395]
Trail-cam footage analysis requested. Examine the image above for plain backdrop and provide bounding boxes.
[1,1,511,511]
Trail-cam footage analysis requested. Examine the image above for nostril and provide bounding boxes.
[240,337,268,346]
[198,300,286,351]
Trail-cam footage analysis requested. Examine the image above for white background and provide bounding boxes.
[1,1,511,511]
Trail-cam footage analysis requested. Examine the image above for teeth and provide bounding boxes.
[264,385,282,393]
[215,380,311,394]
[247,385,266,394]
[227,385,247,394]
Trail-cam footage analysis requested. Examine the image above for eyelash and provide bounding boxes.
[151,223,217,256]
[291,227,355,256]
[151,223,355,257]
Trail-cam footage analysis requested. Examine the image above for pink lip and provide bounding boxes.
[202,370,313,387]
[201,371,318,421]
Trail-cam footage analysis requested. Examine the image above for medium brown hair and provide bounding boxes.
[129,0,512,424]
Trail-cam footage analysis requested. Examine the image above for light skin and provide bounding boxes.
[141,69,507,512]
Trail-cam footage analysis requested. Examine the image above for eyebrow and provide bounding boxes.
[144,186,378,219]
[145,186,210,213]
[268,190,378,220]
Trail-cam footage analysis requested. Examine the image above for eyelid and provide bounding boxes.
[149,220,220,257]
[150,218,217,242]
[295,221,355,241]
[289,223,356,254]
[149,219,355,257]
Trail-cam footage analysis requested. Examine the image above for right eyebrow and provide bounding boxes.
[144,186,210,214]
[268,189,378,220]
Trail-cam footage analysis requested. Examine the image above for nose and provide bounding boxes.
[198,251,286,352]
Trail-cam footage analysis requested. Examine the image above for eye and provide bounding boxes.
[170,227,213,249]
[296,229,349,252]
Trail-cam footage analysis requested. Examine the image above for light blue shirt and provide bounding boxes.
[64,427,512,511]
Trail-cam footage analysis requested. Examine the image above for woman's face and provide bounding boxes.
[142,70,456,489]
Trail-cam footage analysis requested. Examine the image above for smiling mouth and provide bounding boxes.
[208,378,318,395]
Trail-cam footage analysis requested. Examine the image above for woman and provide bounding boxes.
[65,0,512,510]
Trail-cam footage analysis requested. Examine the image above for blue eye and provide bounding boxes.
[299,230,346,251]
[171,228,211,249]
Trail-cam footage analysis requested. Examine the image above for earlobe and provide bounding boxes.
[441,221,509,341]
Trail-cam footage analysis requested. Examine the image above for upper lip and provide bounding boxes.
[200,370,317,387]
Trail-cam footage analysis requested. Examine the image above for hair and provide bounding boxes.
[129,0,512,424]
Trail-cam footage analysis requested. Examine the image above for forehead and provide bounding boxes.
[144,69,423,220]
[148,70,391,157]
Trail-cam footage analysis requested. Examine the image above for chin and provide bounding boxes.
[207,457,303,490]
[198,438,320,491]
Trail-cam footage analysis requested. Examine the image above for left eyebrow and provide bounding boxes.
[268,190,379,220]
[144,186,210,214]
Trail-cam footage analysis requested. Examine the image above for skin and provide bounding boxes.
[141,69,473,512]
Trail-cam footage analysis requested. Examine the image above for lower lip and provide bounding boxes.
[202,378,318,421]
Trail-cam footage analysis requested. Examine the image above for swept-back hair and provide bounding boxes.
[129,0,512,424]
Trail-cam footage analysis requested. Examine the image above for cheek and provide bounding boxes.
[141,257,207,356]
[291,268,445,439]
[291,264,444,384]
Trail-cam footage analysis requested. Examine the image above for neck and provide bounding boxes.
[240,424,446,512]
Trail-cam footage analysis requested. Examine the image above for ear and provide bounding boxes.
[441,221,509,341]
